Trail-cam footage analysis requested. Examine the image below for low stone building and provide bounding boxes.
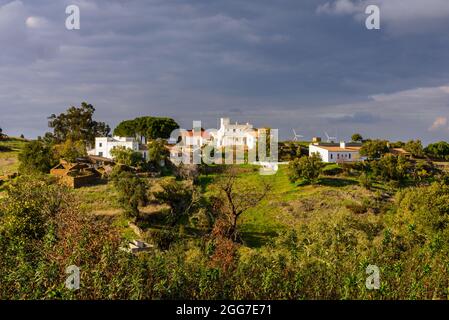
[50,160,101,188]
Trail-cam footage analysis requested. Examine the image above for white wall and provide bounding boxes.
[309,144,329,162]
[92,137,140,159]
[309,144,359,163]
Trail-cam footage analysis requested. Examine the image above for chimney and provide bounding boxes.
[340,141,346,149]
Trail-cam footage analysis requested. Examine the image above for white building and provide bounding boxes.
[87,136,148,160]
[213,118,258,149]
[168,118,270,164]
[180,128,211,148]
[309,141,363,163]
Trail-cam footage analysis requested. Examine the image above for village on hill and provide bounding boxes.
[2,102,449,300]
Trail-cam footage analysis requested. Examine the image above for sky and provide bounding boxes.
[1,0,449,144]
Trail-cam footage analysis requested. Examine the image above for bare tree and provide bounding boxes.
[214,168,271,241]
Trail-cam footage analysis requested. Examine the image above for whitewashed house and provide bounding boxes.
[213,118,259,149]
[168,118,271,164]
[180,128,212,148]
[87,136,148,160]
[309,141,363,163]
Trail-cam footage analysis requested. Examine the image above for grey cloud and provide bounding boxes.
[329,112,383,124]
[0,0,449,146]
[317,0,449,35]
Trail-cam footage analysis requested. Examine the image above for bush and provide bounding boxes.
[147,228,178,250]
[153,177,198,226]
[53,139,87,162]
[288,153,324,184]
[110,146,144,167]
[359,172,373,190]
[18,140,57,174]
[112,171,148,219]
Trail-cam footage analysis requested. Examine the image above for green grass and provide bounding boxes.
[68,163,390,248]
[73,182,121,213]
[196,164,382,247]
[0,138,28,177]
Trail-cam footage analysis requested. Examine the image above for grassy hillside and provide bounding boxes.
[0,137,28,177]
[73,164,388,250]
[198,165,386,247]
[3,159,449,299]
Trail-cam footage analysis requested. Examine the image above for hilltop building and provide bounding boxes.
[309,141,364,163]
[212,118,259,150]
[168,117,271,164]
[87,136,148,160]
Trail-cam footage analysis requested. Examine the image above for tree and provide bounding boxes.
[53,139,87,163]
[147,138,169,167]
[153,177,199,226]
[288,153,324,184]
[48,102,110,147]
[0,175,66,240]
[112,171,148,219]
[113,117,179,143]
[411,160,439,184]
[424,141,449,160]
[175,164,200,182]
[213,168,271,241]
[110,146,144,167]
[359,139,389,160]
[404,140,424,158]
[351,133,363,142]
[18,140,57,174]
[371,154,411,182]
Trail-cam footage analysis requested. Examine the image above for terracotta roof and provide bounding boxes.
[181,129,211,138]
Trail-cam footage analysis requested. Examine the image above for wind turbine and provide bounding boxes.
[292,129,303,141]
[325,131,337,143]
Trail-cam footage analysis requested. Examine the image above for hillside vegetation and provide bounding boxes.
[2,105,449,299]
[1,165,449,299]
[0,137,28,177]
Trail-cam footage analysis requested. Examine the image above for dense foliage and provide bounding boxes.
[288,153,324,184]
[112,171,148,219]
[424,141,449,160]
[113,117,179,143]
[48,102,110,147]
[18,140,57,174]
[359,140,389,160]
[110,146,144,167]
[1,174,449,299]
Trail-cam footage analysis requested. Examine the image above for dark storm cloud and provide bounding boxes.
[1,0,449,143]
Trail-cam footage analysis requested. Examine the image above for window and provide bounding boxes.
[331,154,333,159]
[98,152,103,157]
[99,143,103,147]
[349,154,351,159]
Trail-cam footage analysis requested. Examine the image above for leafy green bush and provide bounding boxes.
[112,171,148,219]
[288,153,324,184]
[18,140,57,174]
